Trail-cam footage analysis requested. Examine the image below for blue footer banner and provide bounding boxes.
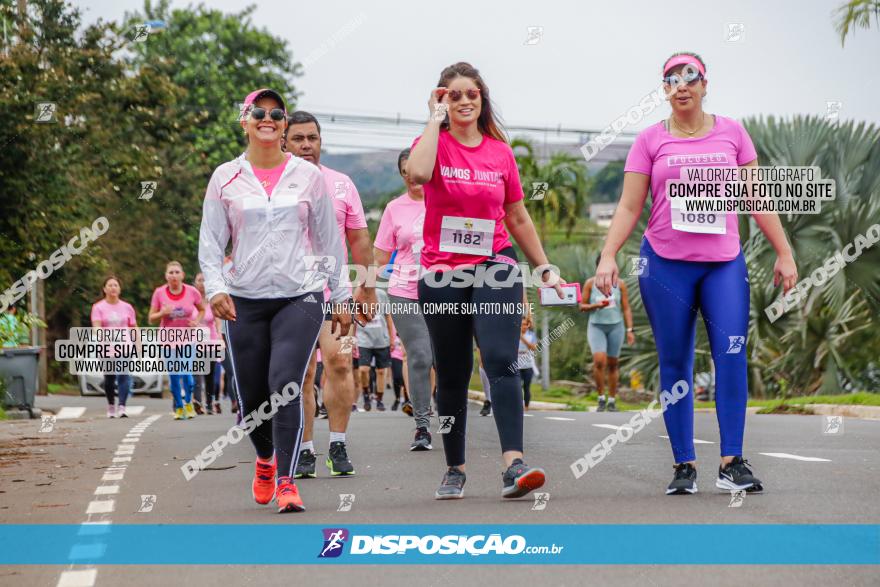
[2,524,878,564]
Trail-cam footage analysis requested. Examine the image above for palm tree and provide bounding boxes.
[834,0,880,45]
[511,139,589,240]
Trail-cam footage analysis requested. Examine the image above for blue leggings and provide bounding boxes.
[169,373,194,409]
[638,238,749,464]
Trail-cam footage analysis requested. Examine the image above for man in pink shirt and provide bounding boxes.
[284,110,378,478]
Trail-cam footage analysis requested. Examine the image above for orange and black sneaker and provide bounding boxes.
[252,456,276,505]
[501,458,546,499]
[276,476,306,513]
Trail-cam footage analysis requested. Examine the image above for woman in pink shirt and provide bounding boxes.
[596,52,798,496]
[407,62,564,501]
[90,276,137,418]
[193,272,223,415]
[148,261,205,420]
[374,148,434,450]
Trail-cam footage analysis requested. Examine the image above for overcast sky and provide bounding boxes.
[76,0,880,133]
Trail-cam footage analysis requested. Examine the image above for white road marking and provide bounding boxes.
[85,500,114,514]
[545,416,576,421]
[592,424,625,431]
[57,569,97,587]
[56,407,86,419]
[125,406,145,415]
[659,435,714,444]
[58,414,162,587]
[523,414,534,417]
[760,452,831,462]
[120,437,139,443]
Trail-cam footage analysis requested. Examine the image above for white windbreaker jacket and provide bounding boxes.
[198,153,348,304]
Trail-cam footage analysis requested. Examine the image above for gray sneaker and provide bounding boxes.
[410,427,433,451]
[434,467,466,500]
[597,396,607,412]
[607,400,618,412]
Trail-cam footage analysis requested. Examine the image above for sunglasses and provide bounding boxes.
[663,71,704,87]
[444,88,481,102]
[250,107,285,121]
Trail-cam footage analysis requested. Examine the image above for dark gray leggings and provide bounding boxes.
[418,258,524,467]
[225,295,323,480]
[388,294,434,429]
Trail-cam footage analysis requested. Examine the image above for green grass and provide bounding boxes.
[0,405,6,420]
[48,383,80,395]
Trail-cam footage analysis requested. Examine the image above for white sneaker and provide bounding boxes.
[107,404,116,418]
[117,404,127,418]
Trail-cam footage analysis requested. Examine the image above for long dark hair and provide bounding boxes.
[437,62,508,143]
[98,275,122,303]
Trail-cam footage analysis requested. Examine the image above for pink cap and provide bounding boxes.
[242,88,287,114]
[662,55,705,77]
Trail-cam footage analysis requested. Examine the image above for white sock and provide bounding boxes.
[608,397,616,404]
[329,432,346,445]
[301,440,314,453]
[598,394,606,401]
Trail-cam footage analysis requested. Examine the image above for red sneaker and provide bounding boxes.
[276,477,306,513]
[252,456,276,505]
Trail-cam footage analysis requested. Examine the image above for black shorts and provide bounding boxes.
[358,346,390,369]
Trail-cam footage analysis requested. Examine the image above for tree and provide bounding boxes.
[834,0,880,45]
[512,138,589,240]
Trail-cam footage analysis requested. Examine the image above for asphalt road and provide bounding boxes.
[1,393,878,586]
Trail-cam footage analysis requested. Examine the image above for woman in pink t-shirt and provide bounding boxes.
[595,52,798,496]
[407,62,564,501]
[90,275,137,418]
[374,148,433,448]
[148,261,205,420]
[192,272,223,415]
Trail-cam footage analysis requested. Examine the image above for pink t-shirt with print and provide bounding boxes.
[150,284,202,328]
[192,301,219,340]
[374,192,426,300]
[91,299,137,328]
[412,130,524,269]
[251,153,292,196]
[624,115,758,262]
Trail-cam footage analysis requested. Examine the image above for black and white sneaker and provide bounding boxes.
[435,467,466,500]
[410,427,433,451]
[597,396,607,412]
[318,405,328,419]
[666,463,698,495]
[607,400,618,412]
[294,449,317,479]
[479,401,491,416]
[501,459,546,499]
[716,456,763,493]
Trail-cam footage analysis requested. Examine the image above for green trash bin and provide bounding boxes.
[0,346,41,414]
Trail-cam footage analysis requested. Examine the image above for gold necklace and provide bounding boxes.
[671,113,706,136]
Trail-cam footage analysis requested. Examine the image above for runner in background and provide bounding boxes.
[517,316,538,410]
[374,147,434,448]
[389,332,409,411]
[193,272,223,414]
[407,62,565,500]
[580,254,635,412]
[199,88,351,512]
[356,289,393,411]
[91,276,137,418]
[286,110,377,479]
[148,261,204,420]
[596,52,797,495]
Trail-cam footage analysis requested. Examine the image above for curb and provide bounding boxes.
[467,390,567,412]
[801,403,880,420]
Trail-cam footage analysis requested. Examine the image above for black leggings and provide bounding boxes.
[391,357,405,399]
[418,254,524,467]
[225,295,323,480]
[519,368,533,407]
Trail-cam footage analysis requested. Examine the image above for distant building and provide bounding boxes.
[589,203,616,228]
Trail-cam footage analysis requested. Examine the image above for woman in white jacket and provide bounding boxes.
[199,89,351,513]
